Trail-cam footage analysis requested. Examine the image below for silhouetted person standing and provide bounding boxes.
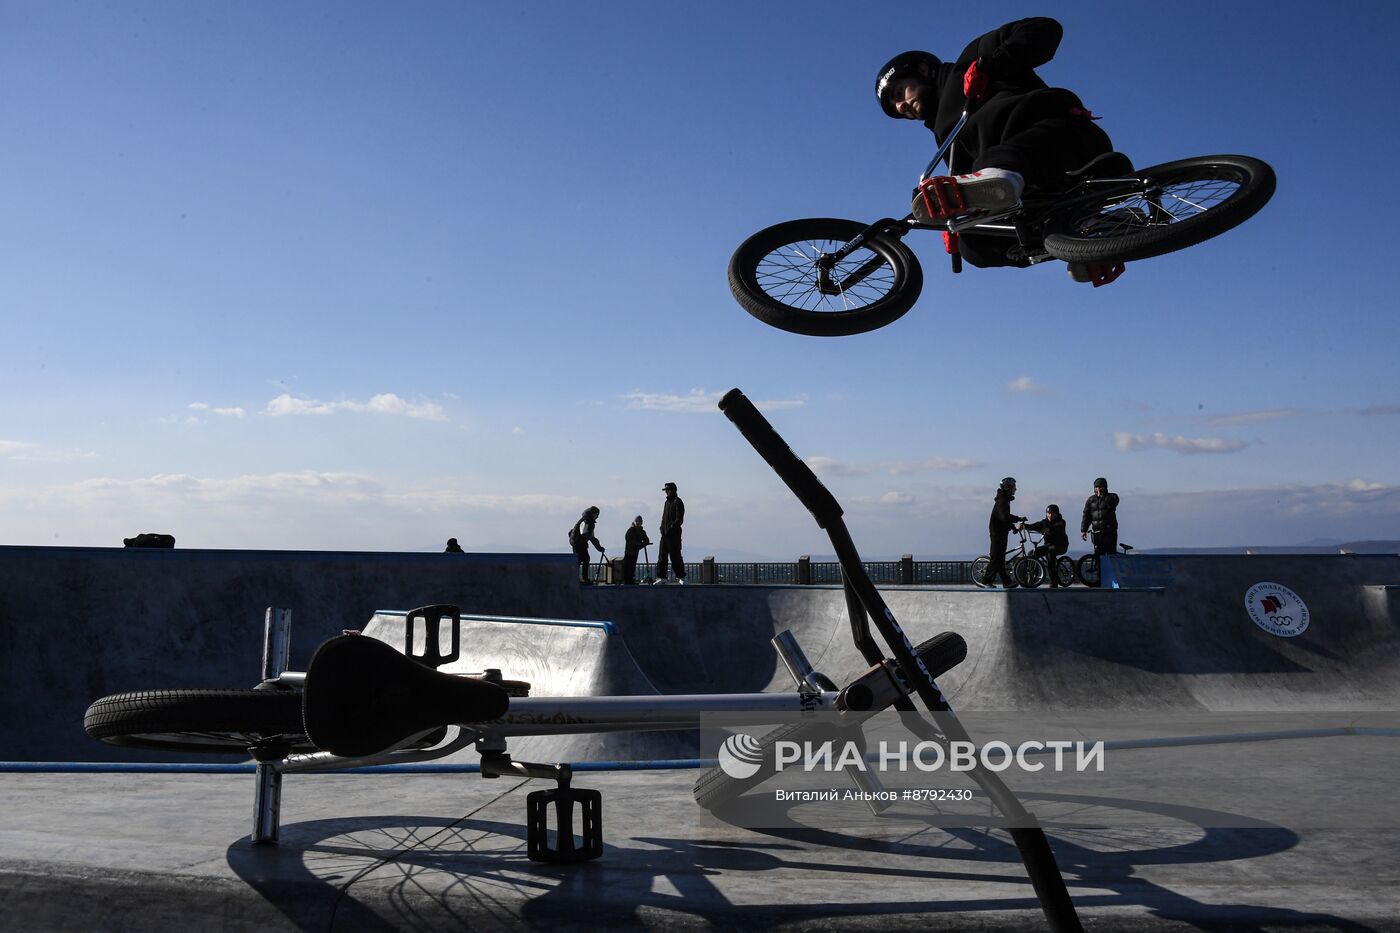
[444,538,464,553]
[622,515,652,585]
[1081,477,1120,556]
[982,477,1025,588]
[654,482,686,584]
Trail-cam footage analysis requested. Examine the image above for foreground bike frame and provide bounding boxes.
[87,388,1085,931]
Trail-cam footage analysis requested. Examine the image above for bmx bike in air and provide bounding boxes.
[85,388,1086,931]
[728,98,1276,337]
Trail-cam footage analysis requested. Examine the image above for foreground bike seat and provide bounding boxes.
[303,634,510,758]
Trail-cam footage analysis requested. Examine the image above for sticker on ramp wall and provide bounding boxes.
[1244,582,1310,637]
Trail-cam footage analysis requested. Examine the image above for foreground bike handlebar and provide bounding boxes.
[719,386,1083,933]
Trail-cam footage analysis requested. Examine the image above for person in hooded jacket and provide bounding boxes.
[1025,503,1070,587]
[622,515,652,585]
[982,477,1026,588]
[1081,477,1121,556]
[874,16,1122,282]
[570,506,606,584]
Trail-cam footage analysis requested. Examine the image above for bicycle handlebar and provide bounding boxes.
[719,389,843,529]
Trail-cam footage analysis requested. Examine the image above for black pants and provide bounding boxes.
[983,531,1012,586]
[961,97,1115,269]
[1092,528,1118,557]
[574,546,593,583]
[656,531,685,581]
[622,550,641,584]
[1034,544,1067,586]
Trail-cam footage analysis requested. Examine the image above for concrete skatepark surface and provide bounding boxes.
[1,546,1398,929]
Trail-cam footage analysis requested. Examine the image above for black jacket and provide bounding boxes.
[660,495,685,535]
[1026,514,1069,552]
[924,17,1085,174]
[989,488,1024,536]
[624,525,651,556]
[1081,492,1120,535]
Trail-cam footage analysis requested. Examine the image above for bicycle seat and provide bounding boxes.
[1120,543,1134,554]
[1064,151,1134,179]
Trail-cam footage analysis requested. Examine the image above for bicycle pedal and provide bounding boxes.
[527,787,602,863]
[404,604,461,669]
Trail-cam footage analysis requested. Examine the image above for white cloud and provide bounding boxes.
[0,439,96,462]
[262,393,446,421]
[188,403,246,419]
[1112,431,1249,455]
[1204,408,1302,426]
[1008,375,1052,396]
[807,455,980,477]
[511,426,525,435]
[620,389,806,413]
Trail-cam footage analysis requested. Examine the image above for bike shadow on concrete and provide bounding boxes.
[222,786,1387,932]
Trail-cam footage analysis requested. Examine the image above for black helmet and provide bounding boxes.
[1094,477,1108,490]
[876,50,941,118]
[1000,476,1017,489]
[1047,504,1060,514]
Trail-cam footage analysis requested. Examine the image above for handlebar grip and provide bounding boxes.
[719,388,843,528]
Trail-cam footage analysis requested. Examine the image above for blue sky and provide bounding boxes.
[2,1,1397,559]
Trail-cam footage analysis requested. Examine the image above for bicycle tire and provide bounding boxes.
[970,555,992,588]
[84,688,313,754]
[728,218,922,337]
[1077,554,1101,588]
[1012,556,1044,588]
[1054,556,1077,587]
[693,632,967,810]
[1043,155,1275,264]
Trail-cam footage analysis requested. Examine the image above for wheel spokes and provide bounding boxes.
[754,238,895,313]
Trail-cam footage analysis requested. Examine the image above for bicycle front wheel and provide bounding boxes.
[1044,155,1275,264]
[84,688,313,754]
[728,218,923,337]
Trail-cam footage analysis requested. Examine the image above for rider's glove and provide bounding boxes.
[963,58,990,102]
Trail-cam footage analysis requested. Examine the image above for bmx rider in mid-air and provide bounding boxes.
[875,15,1124,284]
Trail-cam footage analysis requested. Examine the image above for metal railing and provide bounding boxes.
[589,556,977,585]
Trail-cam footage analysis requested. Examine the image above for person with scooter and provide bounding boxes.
[622,515,652,585]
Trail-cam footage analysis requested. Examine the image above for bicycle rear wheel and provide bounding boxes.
[1076,555,1101,588]
[970,555,992,587]
[1013,557,1044,588]
[1044,155,1275,264]
[1054,556,1077,587]
[728,218,922,337]
[84,688,313,754]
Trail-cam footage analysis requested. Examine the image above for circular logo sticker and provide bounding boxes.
[717,732,765,779]
[1245,582,1310,637]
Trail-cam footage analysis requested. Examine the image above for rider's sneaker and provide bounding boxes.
[1067,261,1127,287]
[912,168,1023,222]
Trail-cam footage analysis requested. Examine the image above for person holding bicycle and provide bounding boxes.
[982,477,1027,588]
[875,16,1118,281]
[569,506,606,584]
[1025,503,1069,587]
[1081,477,1120,557]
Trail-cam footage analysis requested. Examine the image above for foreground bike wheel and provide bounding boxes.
[84,688,314,754]
[1013,556,1044,588]
[1044,154,1275,264]
[692,632,968,810]
[728,218,923,337]
[1077,554,1101,588]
